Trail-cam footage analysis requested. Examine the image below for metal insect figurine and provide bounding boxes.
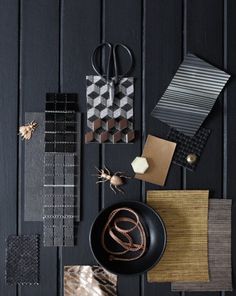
[94,166,130,194]
[19,120,38,140]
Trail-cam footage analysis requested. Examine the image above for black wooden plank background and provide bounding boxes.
[0,0,235,295]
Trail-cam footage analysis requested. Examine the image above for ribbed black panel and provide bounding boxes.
[151,54,230,136]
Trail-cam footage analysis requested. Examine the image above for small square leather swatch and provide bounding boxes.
[167,127,211,171]
[6,235,39,285]
[135,135,176,186]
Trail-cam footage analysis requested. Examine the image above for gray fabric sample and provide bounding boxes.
[24,112,81,222]
[24,112,44,221]
[6,235,39,285]
[43,152,75,247]
[151,54,230,137]
[171,199,232,292]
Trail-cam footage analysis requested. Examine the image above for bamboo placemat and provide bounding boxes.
[172,199,232,291]
[147,190,209,282]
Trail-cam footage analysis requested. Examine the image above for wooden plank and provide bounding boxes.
[60,0,101,294]
[102,1,142,295]
[19,1,59,295]
[143,0,183,295]
[226,1,236,295]
[0,0,18,295]
[185,0,223,296]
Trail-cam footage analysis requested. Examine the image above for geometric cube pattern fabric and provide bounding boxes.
[64,265,117,296]
[147,190,209,282]
[167,127,211,171]
[151,54,230,137]
[172,199,232,292]
[6,235,39,285]
[85,75,135,143]
[43,93,80,247]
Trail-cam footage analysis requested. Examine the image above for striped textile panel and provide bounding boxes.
[151,54,230,137]
[172,199,232,291]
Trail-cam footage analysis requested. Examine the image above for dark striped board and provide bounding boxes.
[151,54,230,137]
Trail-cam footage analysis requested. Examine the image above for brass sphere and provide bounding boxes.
[186,153,197,164]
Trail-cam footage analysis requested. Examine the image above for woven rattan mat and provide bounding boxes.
[147,190,209,282]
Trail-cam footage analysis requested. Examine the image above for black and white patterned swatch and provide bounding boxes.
[151,54,230,137]
[167,127,211,171]
[43,93,80,247]
[85,76,135,143]
[6,235,39,285]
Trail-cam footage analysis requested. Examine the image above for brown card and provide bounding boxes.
[135,135,176,186]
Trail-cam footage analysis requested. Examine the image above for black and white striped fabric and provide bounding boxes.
[151,54,230,137]
[43,93,80,247]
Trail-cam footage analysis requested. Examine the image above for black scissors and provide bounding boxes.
[91,42,133,105]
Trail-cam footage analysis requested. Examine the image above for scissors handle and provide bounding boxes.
[91,42,112,81]
[91,42,133,84]
[113,43,133,84]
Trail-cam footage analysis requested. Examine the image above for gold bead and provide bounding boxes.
[186,154,197,164]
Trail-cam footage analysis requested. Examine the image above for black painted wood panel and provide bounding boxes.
[0,0,235,295]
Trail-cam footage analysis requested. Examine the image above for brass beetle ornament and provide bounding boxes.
[94,166,130,194]
[19,121,38,140]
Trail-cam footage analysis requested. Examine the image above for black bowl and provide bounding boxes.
[89,201,166,275]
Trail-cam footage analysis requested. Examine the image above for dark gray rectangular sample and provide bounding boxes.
[172,199,232,292]
[43,152,75,247]
[151,54,230,137]
[24,112,45,221]
[6,235,39,285]
[24,112,81,222]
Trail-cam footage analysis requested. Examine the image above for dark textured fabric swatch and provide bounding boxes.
[172,199,232,291]
[24,112,81,222]
[151,54,230,137]
[43,93,80,247]
[85,76,135,143]
[6,235,39,285]
[167,127,211,171]
[43,153,75,246]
